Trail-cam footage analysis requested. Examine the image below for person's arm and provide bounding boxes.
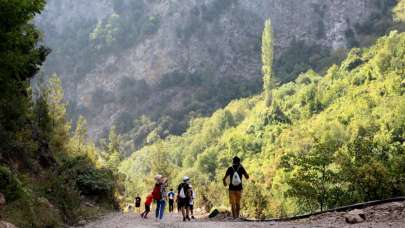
[243,166,249,179]
[223,168,230,186]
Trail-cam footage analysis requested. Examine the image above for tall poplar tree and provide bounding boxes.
[262,19,274,107]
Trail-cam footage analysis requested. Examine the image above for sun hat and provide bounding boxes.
[155,174,162,181]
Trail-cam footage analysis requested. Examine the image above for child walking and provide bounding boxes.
[141,194,153,219]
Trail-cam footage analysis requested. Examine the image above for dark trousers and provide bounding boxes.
[141,204,150,218]
[169,199,174,212]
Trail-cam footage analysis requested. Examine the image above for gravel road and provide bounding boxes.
[79,201,405,228]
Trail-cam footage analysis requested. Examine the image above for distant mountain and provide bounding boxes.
[36,0,394,147]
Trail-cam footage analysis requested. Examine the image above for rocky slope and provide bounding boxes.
[36,0,387,140]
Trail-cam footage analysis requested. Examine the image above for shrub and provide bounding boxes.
[0,166,23,202]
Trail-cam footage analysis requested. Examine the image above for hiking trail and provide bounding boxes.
[77,200,405,228]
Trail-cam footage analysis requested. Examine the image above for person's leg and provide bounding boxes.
[159,200,166,220]
[229,191,237,219]
[155,201,160,219]
[171,200,174,212]
[190,205,195,219]
[235,191,242,218]
[144,207,150,218]
[186,203,190,220]
[181,206,186,219]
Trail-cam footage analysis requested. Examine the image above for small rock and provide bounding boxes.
[0,221,17,228]
[37,197,54,209]
[77,220,87,226]
[85,202,95,207]
[344,209,366,224]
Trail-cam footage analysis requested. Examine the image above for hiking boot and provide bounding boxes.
[234,217,244,222]
[186,215,191,221]
[191,216,195,219]
[183,217,186,222]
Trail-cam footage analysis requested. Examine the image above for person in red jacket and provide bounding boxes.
[141,194,153,219]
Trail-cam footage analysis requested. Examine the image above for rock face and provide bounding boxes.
[36,0,383,139]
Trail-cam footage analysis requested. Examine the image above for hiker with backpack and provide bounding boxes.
[177,176,191,221]
[152,174,168,220]
[223,156,249,219]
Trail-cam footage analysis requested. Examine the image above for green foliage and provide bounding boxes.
[120,32,405,218]
[0,1,119,225]
[61,156,114,197]
[394,0,405,22]
[0,0,49,163]
[0,166,24,202]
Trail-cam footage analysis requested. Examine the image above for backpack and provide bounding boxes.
[179,184,186,198]
[152,184,161,200]
[231,166,242,186]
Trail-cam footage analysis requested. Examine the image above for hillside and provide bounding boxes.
[0,2,120,227]
[120,31,405,218]
[35,0,395,146]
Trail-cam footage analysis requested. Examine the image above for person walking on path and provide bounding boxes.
[152,175,168,220]
[168,189,176,213]
[177,176,191,221]
[189,185,196,219]
[134,194,141,213]
[223,156,249,219]
[141,193,153,219]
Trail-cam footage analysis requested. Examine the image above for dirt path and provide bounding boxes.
[79,212,290,228]
[79,212,404,228]
[79,201,405,228]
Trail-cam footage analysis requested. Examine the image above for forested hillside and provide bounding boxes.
[120,31,405,218]
[36,0,397,150]
[0,1,121,227]
[1,0,405,227]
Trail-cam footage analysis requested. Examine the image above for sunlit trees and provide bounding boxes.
[120,32,405,218]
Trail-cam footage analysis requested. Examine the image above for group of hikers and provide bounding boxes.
[134,156,249,221]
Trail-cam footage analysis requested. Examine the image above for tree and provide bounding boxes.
[262,19,274,107]
[0,0,49,160]
[71,116,88,155]
[106,126,122,171]
[46,75,71,154]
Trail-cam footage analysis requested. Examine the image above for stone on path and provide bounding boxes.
[344,209,366,224]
